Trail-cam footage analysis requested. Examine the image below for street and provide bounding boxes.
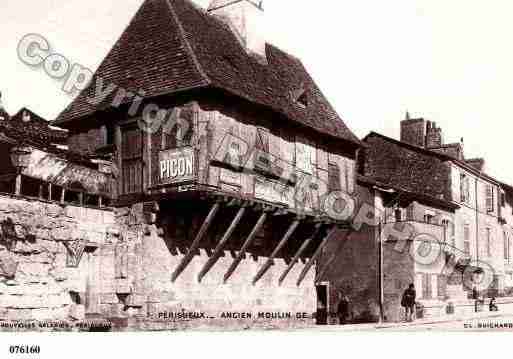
[306,313,513,331]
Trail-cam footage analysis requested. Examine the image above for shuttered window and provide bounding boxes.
[486,185,494,213]
[442,220,455,249]
[406,204,415,221]
[504,231,509,261]
[422,273,432,299]
[463,225,471,255]
[460,174,470,203]
[486,228,492,257]
[121,126,143,195]
[438,275,447,299]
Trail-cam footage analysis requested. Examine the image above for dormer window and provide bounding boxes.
[291,87,308,108]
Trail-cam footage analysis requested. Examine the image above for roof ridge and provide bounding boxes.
[165,0,211,85]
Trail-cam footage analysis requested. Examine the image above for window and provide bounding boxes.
[460,173,470,203]
[464,224,471,255]
[406,204,414,221]
[297,92,308,107]
[422,273,432,299]
[101,123,114,146]
[437,275,447,299]
[395,208,403,222]
[486,185,495,213]
[442,220,455,248]
[504,231,510,261]
[328,163,341,192]
[486,228,492,258]
[291,87,308,108]
[121,126,143,195]
[162,107,194,150]
[424,214,434,224]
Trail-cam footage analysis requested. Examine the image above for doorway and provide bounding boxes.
[316,282,329,325]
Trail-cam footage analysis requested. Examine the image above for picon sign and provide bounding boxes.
[159,147,196,185]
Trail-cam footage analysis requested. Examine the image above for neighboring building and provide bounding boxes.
[0,98,119,324]
[41,0,361,328]
[320,115,513,323]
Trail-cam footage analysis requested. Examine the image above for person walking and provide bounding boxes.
[401,284,416,322]
[337,294,351,325]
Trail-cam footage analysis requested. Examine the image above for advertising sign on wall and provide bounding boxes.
[159,147,196,185]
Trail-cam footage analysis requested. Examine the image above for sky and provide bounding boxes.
[1,0,513,184]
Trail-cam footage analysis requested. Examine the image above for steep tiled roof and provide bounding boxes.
[54,0,360,145]
[360,132,512,203]
[0,109,100,169]
[0,108,68,147]
[361,132,453,201]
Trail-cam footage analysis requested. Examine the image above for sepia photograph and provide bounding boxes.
[1,0,513,355]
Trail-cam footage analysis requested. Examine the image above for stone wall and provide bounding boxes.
[318,184,381,324]
[0,194,116,325]
[0,192,321,330]
[115,201,318,330]
[320,226,380,324]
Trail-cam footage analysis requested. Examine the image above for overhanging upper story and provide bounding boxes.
[51,0,361,221]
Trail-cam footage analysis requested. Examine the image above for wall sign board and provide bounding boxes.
[255,177,293,207]
[159,147,196,185]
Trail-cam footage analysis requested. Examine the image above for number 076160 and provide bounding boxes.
[9,345,41,354]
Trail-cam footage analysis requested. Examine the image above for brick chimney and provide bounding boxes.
[400,113,426,147]
[208,0,267,64]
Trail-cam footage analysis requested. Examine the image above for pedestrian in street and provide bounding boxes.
[401,284,416,322]
[489,297,499,312]
[337,293,351,325]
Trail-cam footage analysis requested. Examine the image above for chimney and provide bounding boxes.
[425,121,443,149]
[400,113,426,147]
[208,0,268,64]
[22,110,32,123]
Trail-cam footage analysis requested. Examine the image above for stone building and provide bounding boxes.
[7,0,361,329]
[320,115,513,323]
[0,98,118,326]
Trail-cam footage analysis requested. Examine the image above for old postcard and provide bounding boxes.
[0,0,512,342]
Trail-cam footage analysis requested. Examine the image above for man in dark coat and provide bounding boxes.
[337,294,350,325]
[401,284,416,322]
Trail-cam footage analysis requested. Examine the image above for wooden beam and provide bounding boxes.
[38,184,44,200]
[14,174,21,196]
[48,183,52,201]
[197,206,246,283]
[252,219,300,285]
[278,223,322,285]
[60,188,66,204]
[171,201,221,282]
[296,226,338,286]
[223,212,268,283]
